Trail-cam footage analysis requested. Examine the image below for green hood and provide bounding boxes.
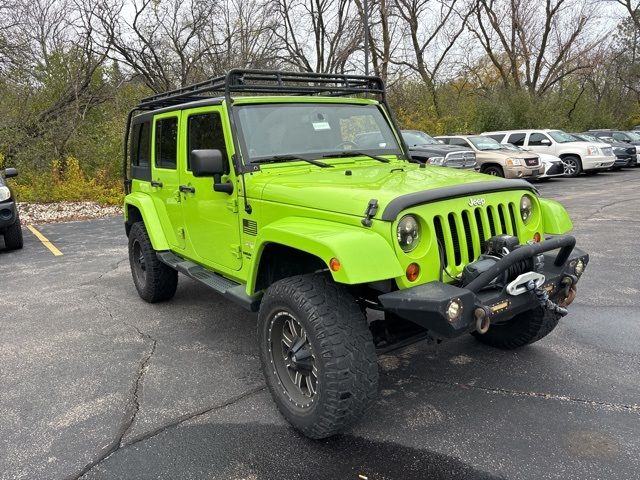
[250,162,500,218]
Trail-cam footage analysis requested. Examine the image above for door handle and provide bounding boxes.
[151,180,163,188]
[179,185,196,194]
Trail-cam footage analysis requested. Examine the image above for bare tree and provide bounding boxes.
[270,0,364,73]
[468,0,606,95]
[615,0,640,30]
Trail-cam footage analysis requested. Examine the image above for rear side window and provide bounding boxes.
[449,138,469,147]
[529,133,551,146]
[187,113,228,172]
[131,122,151,166]
[507,133,526,146]
[155,117,178,169]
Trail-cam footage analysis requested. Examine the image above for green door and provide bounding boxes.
[151,112,185,249]
[179,107,242,270]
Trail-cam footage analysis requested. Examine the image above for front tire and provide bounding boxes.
[562,156,582,177]
[472,306,561,349]
[258,273,378,439]
[483,165,504,177]
[128,222,178,303]
[3,217,23,250]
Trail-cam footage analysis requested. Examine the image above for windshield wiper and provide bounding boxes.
[322,151,390,163]
[252,155,332,168]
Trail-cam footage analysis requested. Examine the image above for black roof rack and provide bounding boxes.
[136,69,386,110]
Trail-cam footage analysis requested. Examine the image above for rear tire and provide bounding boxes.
[472,306,561,349]
[562,156,582,177]
[483,165,504,177]
[258,273,378,439]
[128,221,178,303]
[3,217,23,250]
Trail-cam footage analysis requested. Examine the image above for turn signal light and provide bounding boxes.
[406,263,420,282]
[329,257,341,272]
[533,232,541,243]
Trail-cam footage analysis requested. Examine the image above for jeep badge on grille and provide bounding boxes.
[468,198,486,207]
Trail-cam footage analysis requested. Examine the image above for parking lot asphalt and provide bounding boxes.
[1,169,639,480]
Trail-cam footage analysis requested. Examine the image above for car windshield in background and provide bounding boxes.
[500,143,523,151]
[468,136,503,151]
[626,131,640,141]
[236,103,403,164]
[402,131,440,146]
[548,130,578,143]
[580,134,600,142]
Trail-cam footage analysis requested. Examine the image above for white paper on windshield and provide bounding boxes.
[312,121,331,131]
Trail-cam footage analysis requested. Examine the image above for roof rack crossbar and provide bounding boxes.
[136,69,386,110]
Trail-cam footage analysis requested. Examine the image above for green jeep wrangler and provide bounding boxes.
[123,70,588,438]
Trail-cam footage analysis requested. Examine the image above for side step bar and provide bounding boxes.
[156,251,262,312]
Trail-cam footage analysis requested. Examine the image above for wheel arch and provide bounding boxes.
[246,217,403,294]
[124,193,170,250]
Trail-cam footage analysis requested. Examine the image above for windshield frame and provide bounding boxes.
[232,102,404,166]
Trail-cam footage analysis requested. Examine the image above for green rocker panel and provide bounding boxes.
[248,217,403,293]
[124,193,171,251]
[539,198,573,234]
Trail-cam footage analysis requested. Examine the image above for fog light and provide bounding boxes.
[406,263,420,282]
[446,299,463,322]
[575,259,585,276]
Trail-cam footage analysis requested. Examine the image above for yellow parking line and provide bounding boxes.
[27,225,63,256]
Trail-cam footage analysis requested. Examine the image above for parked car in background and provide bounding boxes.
[0,167,23,250]
[482,129,615,177]
[587,130,639,167]
[572,133,636,169]
[401,130,477,169]
[499,143,564,179]
[435,135,541,179]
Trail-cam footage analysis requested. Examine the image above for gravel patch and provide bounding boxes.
[18,202,122,225]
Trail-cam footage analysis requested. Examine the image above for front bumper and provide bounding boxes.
[582,155,616,171]
[379,236,588,339]
[540,162,565,178]
[613,155,632,168]
[0,201,17,229]
[504,165,541,179]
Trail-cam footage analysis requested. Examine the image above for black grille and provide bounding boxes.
[432,202,519,271]
[243,219,258,236]
[524,157,539,167]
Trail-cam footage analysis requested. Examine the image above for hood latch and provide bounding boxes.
[361,199,379,227]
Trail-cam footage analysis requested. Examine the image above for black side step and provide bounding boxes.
[156,251,262,312]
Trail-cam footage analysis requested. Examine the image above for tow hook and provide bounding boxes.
[559,275,578,307]
[474,306,491,334]
[526,280,568,317]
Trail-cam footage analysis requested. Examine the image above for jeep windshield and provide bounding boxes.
[467,136,503,151]
[548,130,578,143]
[235,103,403,164]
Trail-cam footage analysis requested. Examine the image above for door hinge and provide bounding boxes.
[178,227,186,239]
[227,198,238,213]
[230,244,242,259]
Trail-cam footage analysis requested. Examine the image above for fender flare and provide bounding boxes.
[247,217,403,293]
[124,193,171,250]
[539,198,573,234]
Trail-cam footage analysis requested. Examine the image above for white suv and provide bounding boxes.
[482,129,615,177]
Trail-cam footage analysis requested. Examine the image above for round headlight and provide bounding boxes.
[397,215,421,252]
[0,186,10,202]
[520,195,533,224]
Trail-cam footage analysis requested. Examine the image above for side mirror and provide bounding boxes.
[191,149,225,177]
[3,167,17,178]
[190,149,233,194]
[540,139,551,145]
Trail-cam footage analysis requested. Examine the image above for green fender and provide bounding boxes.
[539,198,573,234]
[124,193,170,250]
[248,217,403,292]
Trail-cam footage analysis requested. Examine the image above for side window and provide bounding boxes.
[155,117,178,169]
[529,133,551,146]
[437,138,449,144]
[449,138,468,147]
[131,121,151,166]
[507,133,526,146]
[187,112,229,173]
